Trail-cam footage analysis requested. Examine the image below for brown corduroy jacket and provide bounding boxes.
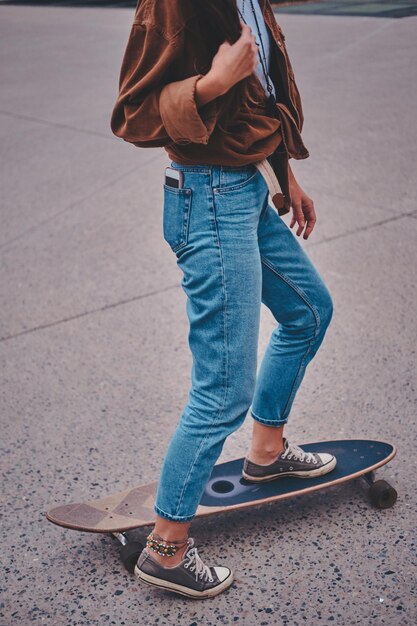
[110,0,310,215]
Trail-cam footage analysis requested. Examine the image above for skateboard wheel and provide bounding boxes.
[120,541,144,574]
[368,480,397,509]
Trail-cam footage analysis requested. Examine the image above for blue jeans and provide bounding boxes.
[154,160,334,522]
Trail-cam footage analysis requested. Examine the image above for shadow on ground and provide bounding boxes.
[0,0,135,7]
[1,0,417,18]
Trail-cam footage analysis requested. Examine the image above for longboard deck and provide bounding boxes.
[46,440,396,533]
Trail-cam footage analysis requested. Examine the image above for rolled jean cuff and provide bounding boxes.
[250,410,288,427]
[154,504,196,523]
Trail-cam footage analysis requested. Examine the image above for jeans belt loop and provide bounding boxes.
[254,158,285,212]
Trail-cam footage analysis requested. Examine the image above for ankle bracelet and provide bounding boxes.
[146,530,189,557]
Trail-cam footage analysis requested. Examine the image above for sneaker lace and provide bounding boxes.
[282,440,317,464]
[183,546,214,582]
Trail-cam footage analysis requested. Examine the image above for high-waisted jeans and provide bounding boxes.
[154,160,334,522]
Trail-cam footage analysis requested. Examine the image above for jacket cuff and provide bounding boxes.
[159,74,217,145]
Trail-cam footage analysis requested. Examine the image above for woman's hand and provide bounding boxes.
[209,23,259,95]
[288,165,317,240]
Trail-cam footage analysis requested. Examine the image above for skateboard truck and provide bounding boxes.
[359,471,398,509]
[112,532,145,574]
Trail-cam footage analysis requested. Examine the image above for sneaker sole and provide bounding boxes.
[134,565,234,599]
[242,456,337,482]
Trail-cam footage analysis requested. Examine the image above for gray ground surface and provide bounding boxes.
[1,2,416,625]
[276,0,417,19]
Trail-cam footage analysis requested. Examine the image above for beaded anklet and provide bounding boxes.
[146,530,189,557]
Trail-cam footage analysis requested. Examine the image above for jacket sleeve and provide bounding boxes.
[110,23,219,147]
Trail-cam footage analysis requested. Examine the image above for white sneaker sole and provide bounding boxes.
[134,565,234,599]
[242,456,337,482]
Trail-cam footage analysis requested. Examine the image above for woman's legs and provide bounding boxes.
[149,518,191,567]
[247,199,334,461]
[248,421,285,465]
[148,165,334,557]
[152,163,265,547]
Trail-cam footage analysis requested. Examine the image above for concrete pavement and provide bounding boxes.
[1,2,416,625]
[275,0,417,19]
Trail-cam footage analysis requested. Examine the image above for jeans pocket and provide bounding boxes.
[163,184,193,252]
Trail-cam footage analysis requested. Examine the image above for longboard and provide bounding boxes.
[46,439,397,572]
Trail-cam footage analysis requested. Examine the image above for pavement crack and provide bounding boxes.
[0,154,162,252]
[0,108,111,140]
[309,211,416,247]
[0,283,178,343]
[319,19,395,60]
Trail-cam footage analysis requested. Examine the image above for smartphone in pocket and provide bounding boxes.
[165,166,184,189]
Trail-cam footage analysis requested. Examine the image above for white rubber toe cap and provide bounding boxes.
[317,453,336,467]
[213,566,232,582]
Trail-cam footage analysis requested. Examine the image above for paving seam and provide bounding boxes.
[0,283,179,343]
[2,211,415,343]
[0,154,164,252]
[308,210,417,246]
[0,108,113,140]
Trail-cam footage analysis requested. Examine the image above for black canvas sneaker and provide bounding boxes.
[242,438,336,482]
[135,537,233,599]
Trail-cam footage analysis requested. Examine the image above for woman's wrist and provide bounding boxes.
[195,70,230,108]
[288,162,298,184]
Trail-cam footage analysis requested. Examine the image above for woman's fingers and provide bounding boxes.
[290,199,305,237]
[287,170,316,239]
[302,199,317,239]
[303,211,316,239]
[240,22,258,65]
